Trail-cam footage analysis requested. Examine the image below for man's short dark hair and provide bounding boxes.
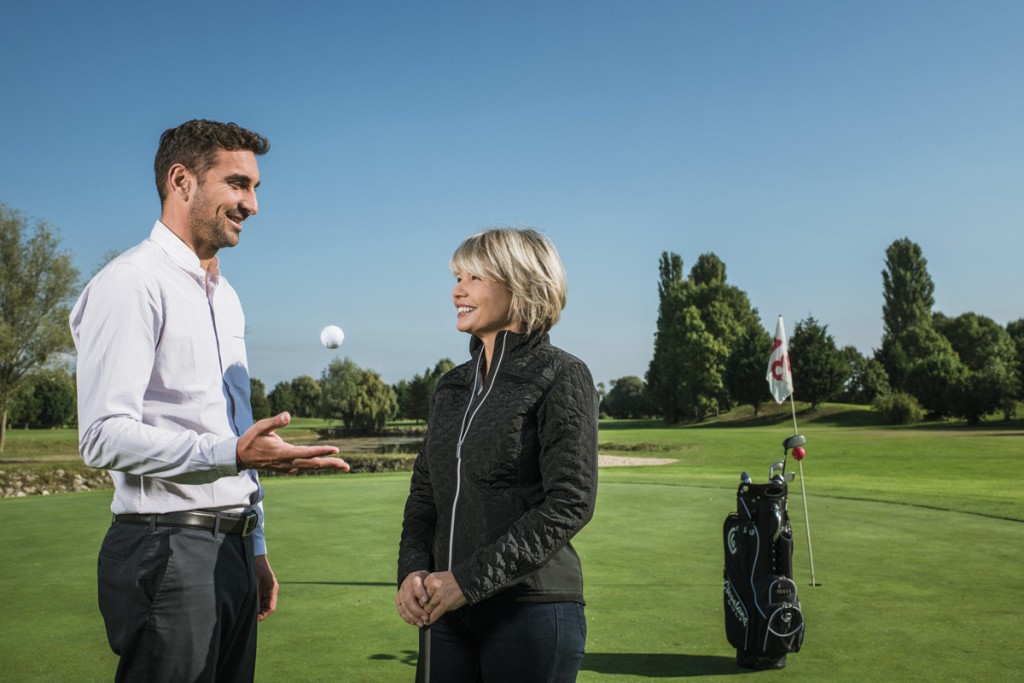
[154,119,270,202]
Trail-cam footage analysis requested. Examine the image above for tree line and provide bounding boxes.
[603,238,1023,425]
[2,201,1022,452]
[252,357,456,431]
[4,349,454,441]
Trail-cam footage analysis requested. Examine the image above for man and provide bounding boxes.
[70,119,349,682]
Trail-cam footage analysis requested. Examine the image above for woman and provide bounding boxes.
[396,228,599,682]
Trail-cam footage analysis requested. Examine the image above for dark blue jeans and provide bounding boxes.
[420,601,587,682]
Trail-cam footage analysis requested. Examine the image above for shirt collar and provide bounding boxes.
[149,221,221,283]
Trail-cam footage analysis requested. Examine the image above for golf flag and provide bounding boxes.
[767,315,793,404]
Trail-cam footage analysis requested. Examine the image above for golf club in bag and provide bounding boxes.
[722,435,806,670]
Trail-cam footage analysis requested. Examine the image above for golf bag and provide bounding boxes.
[723,475,804,669]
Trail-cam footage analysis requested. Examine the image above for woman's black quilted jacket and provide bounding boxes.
[398,330,599,605]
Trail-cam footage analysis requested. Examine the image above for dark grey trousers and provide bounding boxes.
[97,520,258,682]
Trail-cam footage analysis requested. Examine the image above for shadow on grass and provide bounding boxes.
[366,650,749,677]
[581,652,748,677]
[690,406,881,429]
[368,650,418,668]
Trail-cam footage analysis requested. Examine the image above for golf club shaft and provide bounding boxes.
[421,626,431,683]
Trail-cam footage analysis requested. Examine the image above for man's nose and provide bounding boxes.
[243,190,258,217]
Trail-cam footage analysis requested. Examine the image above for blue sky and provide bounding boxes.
[2,1,1022,390]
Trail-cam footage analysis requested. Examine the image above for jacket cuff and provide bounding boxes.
[451,566,481,605]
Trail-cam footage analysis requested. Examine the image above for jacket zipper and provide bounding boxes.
[446,333,509,570]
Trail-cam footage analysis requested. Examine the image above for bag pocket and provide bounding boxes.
[752,575,804,654]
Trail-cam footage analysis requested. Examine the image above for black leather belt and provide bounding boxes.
[114,510,259,537]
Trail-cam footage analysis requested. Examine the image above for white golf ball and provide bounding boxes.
[320,325,345,349]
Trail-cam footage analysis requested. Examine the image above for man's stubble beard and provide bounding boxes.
[188,183,238,256]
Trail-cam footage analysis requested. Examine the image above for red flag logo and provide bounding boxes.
[766,316,793,403]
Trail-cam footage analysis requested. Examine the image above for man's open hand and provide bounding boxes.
[237,412,350,473]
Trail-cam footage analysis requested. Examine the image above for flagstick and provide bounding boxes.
[788,393,817,587]
[789,392,799,434]
[769,314,816,586]
[797,457,816,586]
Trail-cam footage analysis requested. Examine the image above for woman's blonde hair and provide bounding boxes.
[450,228,568,336]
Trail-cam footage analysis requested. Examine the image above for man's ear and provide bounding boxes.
[167,163,196,202]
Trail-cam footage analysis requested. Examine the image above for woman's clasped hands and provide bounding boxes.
[396,570,468,627]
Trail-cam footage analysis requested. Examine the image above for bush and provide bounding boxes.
[872,391,925,425]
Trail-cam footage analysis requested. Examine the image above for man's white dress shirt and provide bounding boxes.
[71,221,266,554]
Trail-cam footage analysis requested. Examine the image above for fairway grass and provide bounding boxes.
[2,421,1022,681]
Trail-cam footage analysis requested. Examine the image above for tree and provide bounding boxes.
[877,323,952,392]
[319,358,397,433]
[1008,318,1024,402]
[724,322,773,415]
[0,205,80,450]
[8,368,77,429]
[684,254,761,414]
[601,376,649,419]
[392,379,411,418]
[400,358,456,422]
[677,305,729,419]
[399,373,430,421]
[349,369,397,433]
[424,359,456,420]
[789,316,849,409]
[646,251,761,422]
[689,252,726,286]
[884,325,967,418]
[950,362,1016,424]
[933,312,1015,373]
[7,379,40,429]
[249,378,271,420]
[872,391,925,425]
[878,238,936,390]
[837,346,889,405]
[904,350,967,418]
[289,375,321,417]
[320,358,361,424]
[881,238,935,338]
[267,381,295,415]
[934,312,1019,421]
[646,252,688,422]
[31,368,76,428]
